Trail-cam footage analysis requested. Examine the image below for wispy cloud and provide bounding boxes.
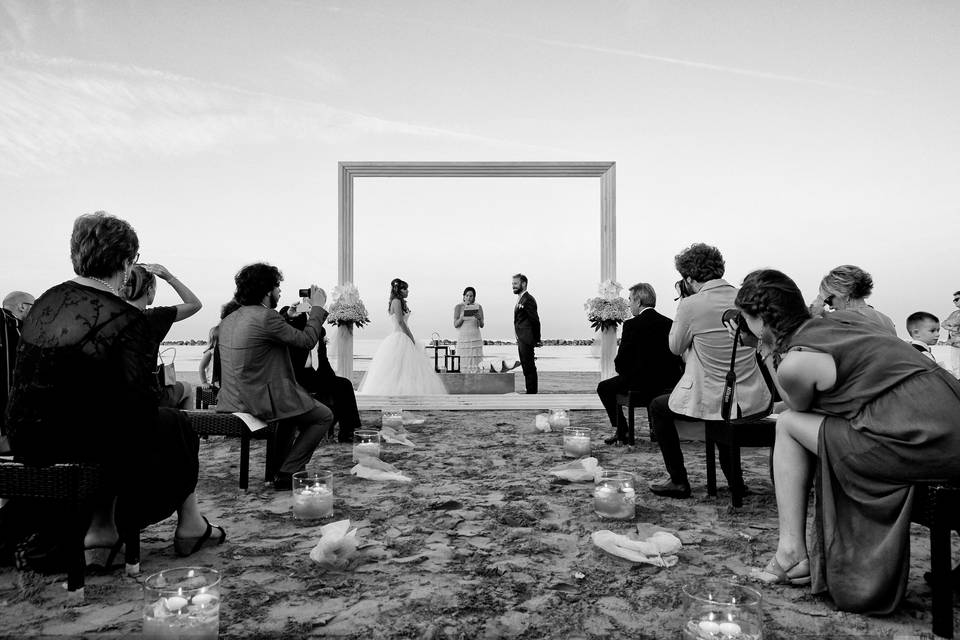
[321,5,878,94]
[0,52,564,177]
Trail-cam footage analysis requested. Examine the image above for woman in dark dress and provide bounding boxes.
[734,269,960,614]
[5,212,224,567]
[122,263,202,409]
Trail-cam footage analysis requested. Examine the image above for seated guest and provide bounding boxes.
[905,311,939,361]
[943,290,960,346]
[1,291,33,452]
[5,212,223,568]
[198,324,221,389]
[281,304,361,443]
[216,264,333,490]
[736,269,960,614]
[597,282,682,445]
[122,263,202,409]
[808,264,896,335]
[648,243,771,499]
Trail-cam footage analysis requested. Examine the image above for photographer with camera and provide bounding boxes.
[647,243,772,499]
[216,263,334,491]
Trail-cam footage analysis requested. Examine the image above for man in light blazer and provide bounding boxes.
[217,263,334,491]
[597,283,683,445]
[512,273,541,394]
[648,244,771,499]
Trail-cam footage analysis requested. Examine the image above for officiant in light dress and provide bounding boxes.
[453,286,484,373]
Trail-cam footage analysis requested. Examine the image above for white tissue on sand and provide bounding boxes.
[309,519,359,569]
[534,414,551,432]
[351,457,412,482]
[591,530,682,567]
[548,457,601,482]
[380,426,415,447]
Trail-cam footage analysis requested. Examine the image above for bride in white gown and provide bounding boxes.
[357,278,447,395]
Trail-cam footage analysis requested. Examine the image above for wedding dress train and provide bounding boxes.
[357,313,447,395]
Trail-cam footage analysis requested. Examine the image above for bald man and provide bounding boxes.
[2,290,34,450]
[2,291,34,321]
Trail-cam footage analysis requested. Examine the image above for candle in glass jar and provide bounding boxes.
[353,442,381,461]
[593,470,636,520]
[381,410,404,429]
[562,426,592,458]
[293,484,333,520]
[142,567,221,640]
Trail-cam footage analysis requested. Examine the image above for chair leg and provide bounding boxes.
[627,405,636,444]
[67,502,86,594]
[121,523,141,576]
[705,436,717,497]
[930,519,954,639]
[729,444,744,508]
[239,431,250,491]
[646,406,657,443]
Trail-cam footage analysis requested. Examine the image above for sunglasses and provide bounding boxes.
[823,294,836,307]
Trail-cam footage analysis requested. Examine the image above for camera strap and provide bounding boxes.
[721,323,775,424]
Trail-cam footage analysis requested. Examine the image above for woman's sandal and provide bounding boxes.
[752,555,811,586]
[173,516,227,558]
[84,540,125,573]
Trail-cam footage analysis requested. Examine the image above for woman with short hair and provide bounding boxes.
[808,264,896,335]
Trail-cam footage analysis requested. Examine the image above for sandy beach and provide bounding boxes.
[0,372,951,638]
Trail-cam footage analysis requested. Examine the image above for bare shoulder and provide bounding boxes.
[778,349,836,390]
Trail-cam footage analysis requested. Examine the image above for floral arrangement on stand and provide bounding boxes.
[326,283,370,329]
[584,279,630,332]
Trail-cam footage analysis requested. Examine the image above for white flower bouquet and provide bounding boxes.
[584,279,630,332]
[326,283,371,329]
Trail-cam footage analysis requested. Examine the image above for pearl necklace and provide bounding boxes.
[86,276,120,297]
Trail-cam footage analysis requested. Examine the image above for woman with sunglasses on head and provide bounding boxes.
[735,269,960,614]
[807,265,896,335]
[122,263,202,409]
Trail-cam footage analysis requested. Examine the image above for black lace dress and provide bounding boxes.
[5,281,198,529]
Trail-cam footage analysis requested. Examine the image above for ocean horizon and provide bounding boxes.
[166,339,604,374]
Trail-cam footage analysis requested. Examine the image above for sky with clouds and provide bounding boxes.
[1,0,958,342]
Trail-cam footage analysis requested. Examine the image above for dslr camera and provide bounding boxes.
[674,278,694,300]
[298,288,311,298]
[721,308,759,348]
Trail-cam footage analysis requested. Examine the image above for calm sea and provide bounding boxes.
[165,339,602,374]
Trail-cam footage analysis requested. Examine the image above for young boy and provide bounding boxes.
[906,311,940,361]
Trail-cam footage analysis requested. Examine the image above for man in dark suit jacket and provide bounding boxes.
[597,283,682,445]
[281,307,361,443]
[512,273,541,394]
[1,291,33,452]
[216,264,334,490]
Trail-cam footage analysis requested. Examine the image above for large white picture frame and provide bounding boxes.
[337,161,617,381]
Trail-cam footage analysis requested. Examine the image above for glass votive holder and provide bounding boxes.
[562,426,591,458]
[353,429,381,462]
[681,579,763,640]
[549,409,571,429]
[381,409,404,429]
[292,470,334,521]
[593,469,637,520]
[142,567,221,640]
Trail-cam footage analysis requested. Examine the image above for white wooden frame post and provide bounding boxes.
[337,161,618,381]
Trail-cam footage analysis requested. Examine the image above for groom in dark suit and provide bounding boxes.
[597,282,682,445]
[512,273,541,394]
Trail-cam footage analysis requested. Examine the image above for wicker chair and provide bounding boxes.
[194,386,219,410]
[183,410,277,490]
[911,480,960,639]
[0,459,140,595]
